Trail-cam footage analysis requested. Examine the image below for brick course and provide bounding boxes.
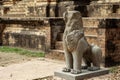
[2,21,51,52]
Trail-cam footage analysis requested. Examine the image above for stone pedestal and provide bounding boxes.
[54,68,109,80]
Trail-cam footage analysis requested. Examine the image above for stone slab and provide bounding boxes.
[54,68,109,80]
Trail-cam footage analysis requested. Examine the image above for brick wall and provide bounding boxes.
[2,20,51,52]
[105,29,120,65]
[83,18,120,66]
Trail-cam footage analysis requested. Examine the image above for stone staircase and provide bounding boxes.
[47,0,120,66]
[47,18,100,60]
[48,18,120,66]
[3,0,14,7]
[5,0,29,17]
[4,0,56,17]
[3,0,39,17]
[0,0,22,15]
[1,0,120,66]
[2,0,120,17]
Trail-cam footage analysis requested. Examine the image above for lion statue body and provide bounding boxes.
[63,11,102,74]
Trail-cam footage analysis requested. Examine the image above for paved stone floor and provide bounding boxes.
[0,57,118,80]
[0,58,64,80]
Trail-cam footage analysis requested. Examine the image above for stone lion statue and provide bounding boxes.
[62,10,102,74]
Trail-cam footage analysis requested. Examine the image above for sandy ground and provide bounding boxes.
[0,52,119,80]
[0,52,64,80]
[0,58,64,80]
[0,52,32,67]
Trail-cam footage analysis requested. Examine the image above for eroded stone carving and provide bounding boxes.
[63,10,102,74]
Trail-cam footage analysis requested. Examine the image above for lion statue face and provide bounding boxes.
[63,11,82,23]
[63,11,84,33]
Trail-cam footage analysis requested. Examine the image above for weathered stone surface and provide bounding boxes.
[1,0,120,17]
[55,41,63,50]
[83,18,120,28]
[46,50,64,60]
[0,0,120,67]
[63,11,102,74]
[83,18,100,27]
[83,19,120,66]
[0,24,5,45]
[105,29,120,65]
[91,0,120,3]
[2,21,51,52]
[55,68,109,80]
[49,19,65,49]
[84,28,98,35]
[87,5,112,17]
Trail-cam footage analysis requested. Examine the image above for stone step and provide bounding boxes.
[36,2,48,6]
[9,9,26,12]
[26,0,35,1]
[59,1,120,6]
[54,31,99,51]
[10,9,26,12]
[55,41,63,50]
[91,0,120,4]
[84,28,98,35]
[10,5,26,8]
[6,1,120,17]
[5,14,26,17]
[56,34,98,48]
[48,36,100,60]
[7,12,26,15]
[86,35,99,45]
[83,18,100,28]
[57,33,63,41]
[82,18,120,28]
[86,35,98,38]
[38,4,120,17]
[55,34,99,50]
[4,1,120,18]
[35,2,120,17]
[86,4,120,17]
[16,3,26,6]
[9,7,22,10]
[46,50,64,60]
[25,0,120,3]
[9,9,26,13]
[3,1,13,4]
[110,13,120,17]
[10,6,26,8]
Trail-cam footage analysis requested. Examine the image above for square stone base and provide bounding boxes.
[54,68,109,80]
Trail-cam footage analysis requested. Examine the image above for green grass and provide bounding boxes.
[0,46,45,57]
[110,66,119,73]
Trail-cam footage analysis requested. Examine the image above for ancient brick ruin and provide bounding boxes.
[0,0,120,66]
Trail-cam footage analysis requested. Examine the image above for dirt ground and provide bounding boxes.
[0,52,33,67]
[0,52,119,80]
[0,52,64,80]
